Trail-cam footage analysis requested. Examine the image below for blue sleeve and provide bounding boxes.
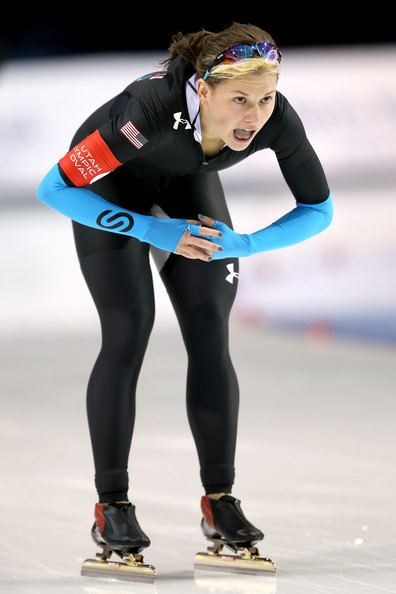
[36,163,201,252]
[247,192,333,254]
[209,192,333,259]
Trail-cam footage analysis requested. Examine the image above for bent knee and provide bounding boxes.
[100,306,155,352]
[183,302,229,354]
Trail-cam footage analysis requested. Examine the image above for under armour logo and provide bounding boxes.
[96,210,134,232]
[173,112,192,130]
[225,262,240,284]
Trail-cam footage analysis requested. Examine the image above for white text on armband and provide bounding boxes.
[69,144,103,180]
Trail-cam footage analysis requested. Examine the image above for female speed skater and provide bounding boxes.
[36,21,333,580]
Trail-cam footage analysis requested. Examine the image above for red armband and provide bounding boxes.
[58,129,122,187]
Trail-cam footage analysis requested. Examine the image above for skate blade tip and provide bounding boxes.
[81,559,157,582]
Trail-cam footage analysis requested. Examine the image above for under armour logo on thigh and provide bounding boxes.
[96,210,134,232]
[225,262,239,284]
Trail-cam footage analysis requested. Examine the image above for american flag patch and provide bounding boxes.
[120,121,148,149]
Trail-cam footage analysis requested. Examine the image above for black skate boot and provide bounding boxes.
[81,501,156,581]
[194,494,276,575]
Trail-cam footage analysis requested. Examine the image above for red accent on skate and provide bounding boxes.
[201,496,216,529]
[59,129,122,187]
[95,503,106,534]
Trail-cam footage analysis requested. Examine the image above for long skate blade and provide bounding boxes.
[194,552,276,575]
[81,558,157,582]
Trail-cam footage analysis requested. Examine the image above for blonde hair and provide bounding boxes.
[159,21,281,86]
[208,57,279,82]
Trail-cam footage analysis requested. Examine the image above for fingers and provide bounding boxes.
[186,219,222,238]
[192,235,222,253]
[176,227,222,261]
[198,213,217,226]
[180,246,213,261]
[175,216,223,261]
[185,228,222,253]
[176,242,213,261]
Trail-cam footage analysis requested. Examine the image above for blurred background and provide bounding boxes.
[1,11,395,342]
[1,12,395,594]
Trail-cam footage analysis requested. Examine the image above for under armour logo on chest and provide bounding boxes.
[226,263,240,284]
[173,112,192,130]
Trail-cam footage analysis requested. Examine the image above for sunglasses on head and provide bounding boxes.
[203,42,282,80]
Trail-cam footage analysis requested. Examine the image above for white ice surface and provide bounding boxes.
[1,325,395,593]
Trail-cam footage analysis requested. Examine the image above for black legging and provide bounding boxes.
[71,164,240,503]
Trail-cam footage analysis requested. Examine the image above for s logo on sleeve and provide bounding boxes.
[96,210,135,232]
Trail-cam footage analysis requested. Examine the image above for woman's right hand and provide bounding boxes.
[176,218,223,261]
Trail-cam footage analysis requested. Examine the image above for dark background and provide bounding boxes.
[1,10,394,60]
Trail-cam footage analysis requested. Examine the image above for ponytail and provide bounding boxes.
[159,22,279,84]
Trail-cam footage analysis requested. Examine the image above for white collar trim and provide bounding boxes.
[185,73,226,149]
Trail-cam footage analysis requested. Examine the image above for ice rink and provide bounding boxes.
[1,44,395,594]
[1,323,395,594]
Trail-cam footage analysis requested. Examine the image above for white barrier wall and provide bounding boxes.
[1,47,395,342]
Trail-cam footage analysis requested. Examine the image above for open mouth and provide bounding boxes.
[233,128,255,143]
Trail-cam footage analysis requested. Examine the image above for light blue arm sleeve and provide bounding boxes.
[36,164,202,252]
[210,192,334,259]
[247,192,333,254]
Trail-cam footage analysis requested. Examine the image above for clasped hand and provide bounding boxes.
[175,214,251,260]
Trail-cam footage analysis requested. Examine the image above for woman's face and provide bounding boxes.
[197,73,277,151]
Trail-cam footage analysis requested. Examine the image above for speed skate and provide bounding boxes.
[80,501,156,582]
[193,494,276,575]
